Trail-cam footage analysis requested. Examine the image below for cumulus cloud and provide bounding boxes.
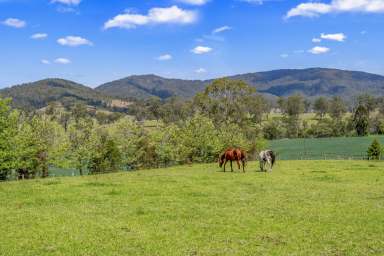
[320,33,346,41]
[312,38,322,43]
[54,58,71,64]
[280,53,289,58]
[51,0,81,5]
[286,0,384,18]
[2,18,26,28]
[57,36,93,46]
[31,33,48,40]
[157,54,173,61]
[104,6,197,29]
[308,46,330,54]
[212,25,232,34]
[177,0,209,5]
[191,46,212,54]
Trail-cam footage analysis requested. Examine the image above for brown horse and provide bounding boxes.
[219,148,247,172]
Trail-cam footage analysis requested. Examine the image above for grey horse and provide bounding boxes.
[259,150,276,172]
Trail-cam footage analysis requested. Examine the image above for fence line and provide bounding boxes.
[276,151,374,161]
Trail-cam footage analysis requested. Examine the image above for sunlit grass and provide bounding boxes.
[1,161,383,255]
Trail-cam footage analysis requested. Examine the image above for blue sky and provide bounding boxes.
[1,0,384,87]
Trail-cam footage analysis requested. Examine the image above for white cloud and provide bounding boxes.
[308,46,330,54]
[104,6,197,29]
[51,0,81,5]
[54,58,71,64]
[195,68,207,73]
[157,54,173,61]
[41,59,51,65]
[238,0,264,4]
[177,0,209,5]
[280,53,289,58]
[191,46,212,54]
[31,33,48,40]
[320,33,346,42]
[312,38,322,43]
[2,18,26,28]
[212,25,232,34]
[57,36,93,46]
[286,0,384,18]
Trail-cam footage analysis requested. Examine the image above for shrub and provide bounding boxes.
[367,139,382,160]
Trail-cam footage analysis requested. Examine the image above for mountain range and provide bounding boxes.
[1,68,384,110]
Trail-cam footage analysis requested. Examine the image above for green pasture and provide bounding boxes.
[270,136,384,160]
[1,160,383,255]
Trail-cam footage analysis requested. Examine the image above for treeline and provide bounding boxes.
[126,80,384,139]
[1,78,384,181]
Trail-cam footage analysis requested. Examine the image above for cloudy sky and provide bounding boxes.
[1,0,384,87]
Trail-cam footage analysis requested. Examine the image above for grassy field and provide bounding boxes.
[1,160,383,255]
[270,136,384,160]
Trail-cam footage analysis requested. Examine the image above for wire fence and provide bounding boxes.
[276,151,380,161]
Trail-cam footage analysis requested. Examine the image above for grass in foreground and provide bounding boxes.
[0,161,383,256]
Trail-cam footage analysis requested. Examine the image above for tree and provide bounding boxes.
[367,139,381,160]
[353,104,369,136]
[279,95,305,138]
[248,95,270,124]
[356,94,376,114]
[193,78,256,126]
[263,119,285,140]
[108,117,145,170]
[329,96,347,120]
[88,131,121,174]
[68,118,94,175]
[0,98,19,180]
[313,97,329,119]
[280,94,305,117]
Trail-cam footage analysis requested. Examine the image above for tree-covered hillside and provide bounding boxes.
[0,79,112,111]
[96,68,384,100]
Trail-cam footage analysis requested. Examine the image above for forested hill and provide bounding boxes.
[0,79,113,110]
[96,74,207,100]
[2,68,384,110]
[96,68,384,100]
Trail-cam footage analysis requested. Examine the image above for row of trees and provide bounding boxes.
[1,78,384,180]
[0,96,267,180]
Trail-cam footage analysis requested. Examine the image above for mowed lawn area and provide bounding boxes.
[0,161,383,255]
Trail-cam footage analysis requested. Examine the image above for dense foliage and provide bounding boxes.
[1,78,384,181]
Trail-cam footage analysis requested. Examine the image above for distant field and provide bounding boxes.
[270,136,384,160]
[1,161,383,255]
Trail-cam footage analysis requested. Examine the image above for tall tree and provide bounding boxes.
[329,96,347,120]
[279,95,305,138]
[0,98,19,180]
[313,97,329,119]
[194,78,256,126]
[353,104,369,136]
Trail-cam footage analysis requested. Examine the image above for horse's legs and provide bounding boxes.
[242,160,245,172]
[230,161,233,172]
[236,159,241,170]
[259,160,263,172]
[223,159,227,172]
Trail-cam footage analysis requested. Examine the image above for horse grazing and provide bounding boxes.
[259,150,276,172]
[219,148,247,172]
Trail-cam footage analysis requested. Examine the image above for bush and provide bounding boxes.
[367,139,382,160]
